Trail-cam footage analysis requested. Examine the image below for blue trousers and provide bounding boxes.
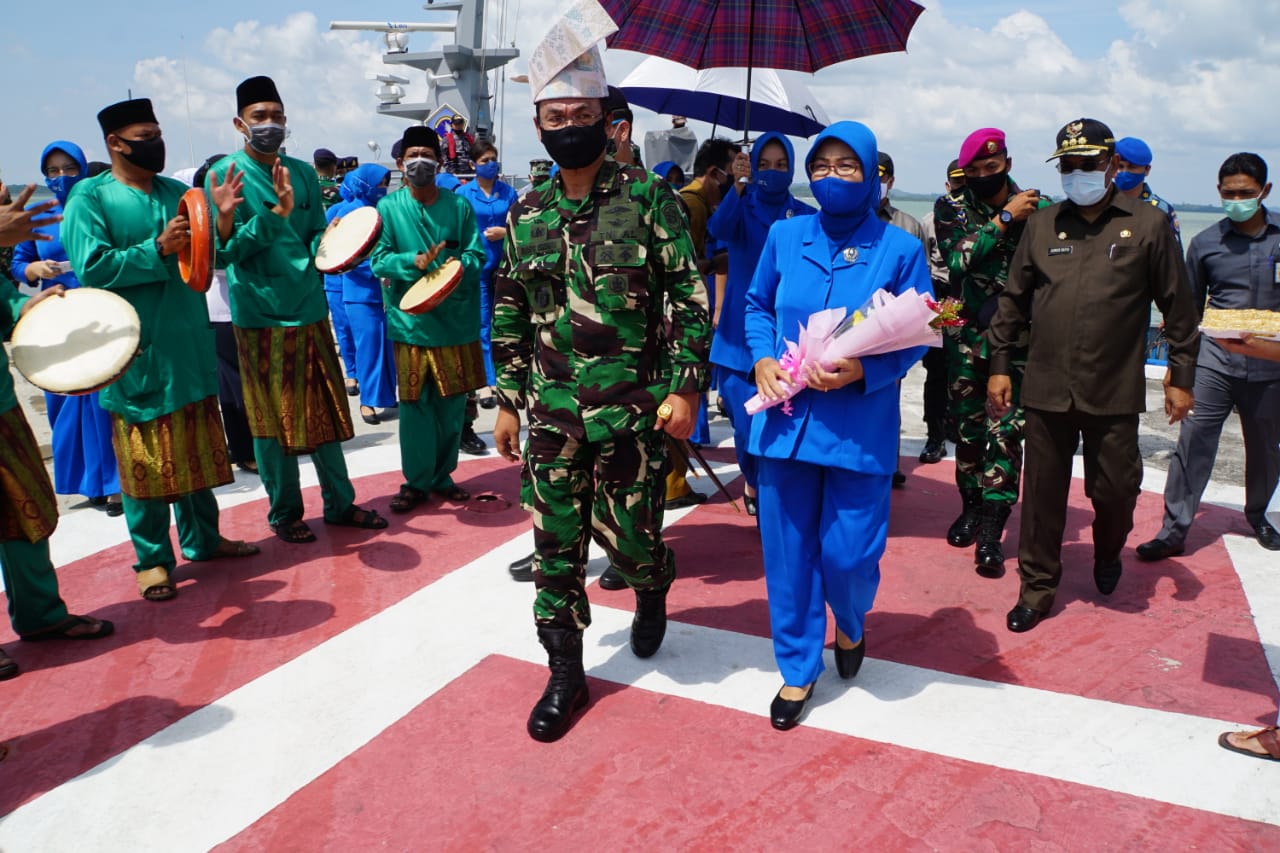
[714,365,759,490]
[757,458,891,687]
[325,289,357,379]
[345,302,397,408]
[479,273,496,386]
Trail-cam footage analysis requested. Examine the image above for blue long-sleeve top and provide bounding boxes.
[456,178,518,280]
[743,122,932,475]
[327,164,390,305]
[11,140,89,292]
[708,131,814,373]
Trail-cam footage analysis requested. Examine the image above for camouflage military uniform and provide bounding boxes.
[933,181,1047,504]
[492,159,711,630]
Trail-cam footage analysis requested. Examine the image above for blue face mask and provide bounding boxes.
[46,174,80,205]
[369,186,388,203]
[1222,196,1261,223]
[475,161,501,180]
[753,169,790,198]
[1113,170,1145,192]
[810,176,875,217]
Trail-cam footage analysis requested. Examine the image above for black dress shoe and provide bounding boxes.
[918,438,947,464]
[1093,558,1123,595]
[1254,522,1280,551]
[509,552,534,582]
[1006,605,1044,633]
[664,491,707,510]
[770,684,814,731]
[744,495,758,517]
[105,500,124,517]
[459,428,487,456]
[598,564,628,590]
[834,638,865,680]
[479,395,497,410]
[1135,537,1184,562]
[892,471,907,489]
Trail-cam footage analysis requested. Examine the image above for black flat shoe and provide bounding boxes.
[770,684,814,731]
[1254,522,1280,551]
[1135,537,1184,562]
[1006,605,1044,633]
[361,409,380,426]
[744,495,758,517]
[834,637,865,680]
[892,471,907,489]
[1093,558,1122,595]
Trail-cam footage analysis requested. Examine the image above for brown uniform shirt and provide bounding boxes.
[988,189,1199,415]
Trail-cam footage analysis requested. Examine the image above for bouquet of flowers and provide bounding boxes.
[745,290,964,415]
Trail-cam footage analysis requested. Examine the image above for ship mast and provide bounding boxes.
[331,0,519,141]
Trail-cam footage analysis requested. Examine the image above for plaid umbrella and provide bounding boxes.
[597,0,925,73]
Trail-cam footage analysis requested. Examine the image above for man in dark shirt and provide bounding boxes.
[986,118,1199,633]
[1138,152,1280,559]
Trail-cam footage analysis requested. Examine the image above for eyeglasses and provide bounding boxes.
[1058,157,1110,174]
[539,112,603,131]
[44,165,80,178]
[809,161,862,179]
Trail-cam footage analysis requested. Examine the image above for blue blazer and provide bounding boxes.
[744,212,932,475]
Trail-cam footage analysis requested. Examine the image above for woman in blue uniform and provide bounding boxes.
[745,121,931,730]
[709,132,815,515]
[11,140,121,514]
[328,164,397,425]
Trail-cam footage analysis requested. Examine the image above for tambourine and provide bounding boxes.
[177,188,213,293]
[399,258,463,315]
[315,207,383,275]
[10,288,142,395]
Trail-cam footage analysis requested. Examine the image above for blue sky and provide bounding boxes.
[1,1,1274,205]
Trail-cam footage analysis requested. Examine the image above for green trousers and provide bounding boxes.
[401,384,466,493]
[122,489,222,573]
[0,537,69,635]
[253,437,355,527]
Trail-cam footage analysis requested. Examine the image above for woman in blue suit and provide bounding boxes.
[709,131,815,515]
[745,121,931,730]
[12,141,121,513]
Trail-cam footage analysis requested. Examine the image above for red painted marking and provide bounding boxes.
[0,459,526,815]
[218,655,1280,850]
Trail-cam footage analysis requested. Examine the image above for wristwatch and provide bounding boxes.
[998,210,1014,226]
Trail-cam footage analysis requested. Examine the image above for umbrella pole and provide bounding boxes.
[743,0,755,145]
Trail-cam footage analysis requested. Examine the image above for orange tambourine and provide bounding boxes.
[177,187,213,293]
[399,258,463,315]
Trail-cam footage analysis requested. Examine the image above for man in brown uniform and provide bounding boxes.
[986,118,1199,633]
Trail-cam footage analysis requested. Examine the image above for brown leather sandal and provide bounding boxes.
[136,567,176,601]
[1218,726,1280,761]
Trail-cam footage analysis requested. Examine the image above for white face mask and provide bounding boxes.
[880,181,890,203]
[1061,170,1108,206]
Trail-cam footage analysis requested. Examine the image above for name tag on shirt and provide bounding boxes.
[1048,246,1072,256]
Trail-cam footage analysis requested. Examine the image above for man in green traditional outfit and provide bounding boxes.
[208,76,387,544]
[62,97,260,602]
[371,125,487,513]
[0,193,113,679]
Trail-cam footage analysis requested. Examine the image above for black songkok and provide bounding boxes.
[97,98,157,136]
[400,125,441,157]
[236,76,283,112]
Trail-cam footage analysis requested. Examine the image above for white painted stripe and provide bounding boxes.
[4,473,1278,850]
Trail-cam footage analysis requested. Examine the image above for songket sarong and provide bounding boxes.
[110,396,233,501]
[0,406,58,543]
[394,340,487,402]
[235,321,355,455]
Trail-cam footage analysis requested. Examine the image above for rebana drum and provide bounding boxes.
[315,207,383,275]
[178,188,213,293]
[10,289,142,395]
[399,259,463,315]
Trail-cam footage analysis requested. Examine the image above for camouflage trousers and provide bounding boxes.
[944,333,1026,505]
[527,426,675,630]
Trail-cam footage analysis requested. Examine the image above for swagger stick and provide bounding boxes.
[670,439,742,514]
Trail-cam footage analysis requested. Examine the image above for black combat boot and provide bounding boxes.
[974,501,1013,578]
[527,627,589,742]
[919,418,948,464]
[946,488,984,548]
[630,587,668,658]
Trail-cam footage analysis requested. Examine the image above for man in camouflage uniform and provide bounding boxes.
[492,46,710,743]
[934,128,1049,576]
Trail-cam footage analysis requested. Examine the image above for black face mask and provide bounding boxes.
[540,119,608,170]
[118,136,166,174]
[967,169,1008,201]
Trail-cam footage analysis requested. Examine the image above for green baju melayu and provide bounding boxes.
[62,172,229,574]
[209,149,356,527]
[0,282,70,634]
[370,186,485,494]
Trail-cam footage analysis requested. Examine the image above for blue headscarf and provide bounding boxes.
[40,140,88,206]
[652,160,683,186]
[804,121,880,238]
[338,163,390,207]
[750,132,795,207]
